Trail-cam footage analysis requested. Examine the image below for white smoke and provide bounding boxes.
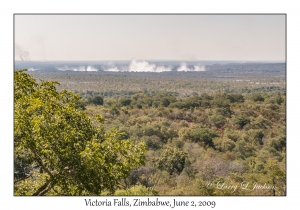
[28,68,37,71]
[77,60,208,73]
[57,65,98,71]
[177,62,205,72]
[129,60,171,72]
[177,62,188,71]
[86,66,98,71]
[106,67,120,72]
[193,65,206,71]
[104,60,171,72]
[54,62,206,72]
[105,62,120,72]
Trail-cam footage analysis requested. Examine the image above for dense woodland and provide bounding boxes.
[14,63,286,196]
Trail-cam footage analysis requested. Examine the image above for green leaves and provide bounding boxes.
[189,127,218,148]
[156,147,187,175]
[78,132,146,194]
[14,70,146,195]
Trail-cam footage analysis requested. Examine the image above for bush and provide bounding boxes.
[209,114,226,128]
[232,115,250,129]
[189,127,218,148]
[156,147,187,175]
[251,93,265,102]
[114,185,157,196]
[88,95,104,105]
[119,98,132,106]
[227,94,245,103]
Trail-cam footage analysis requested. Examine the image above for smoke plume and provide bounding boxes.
[106,67,120,72]
[54,60,206,73]
[57,65,98,71]
[105,60,171,72]
[15,44,30,61]
[177,62,205,72]
[129,60,171,72]
[28,68,37,71]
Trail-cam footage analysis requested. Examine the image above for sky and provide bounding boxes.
[14,14,285,62]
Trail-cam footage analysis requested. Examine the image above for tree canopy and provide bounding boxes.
[14,70,146,195]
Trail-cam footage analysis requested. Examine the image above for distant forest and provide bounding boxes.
[27,62,285,97]
[14,62,286,196]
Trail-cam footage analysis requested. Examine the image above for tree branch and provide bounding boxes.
[32,180,51,196]
[39,183,53,196]
[14,174,32,184]
[30,148,53,178]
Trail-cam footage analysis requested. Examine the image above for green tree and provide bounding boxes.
[189,127,217,148]
[251,93,265,102]
[119,98,132,106]
[156,147,187,175]
[275,95,284,105]
[209,114,226,128]
[263,159,286,196]
[227,94,245,103]
[88,95,104,105]
[14,70,146,195]
[232,115,250,129]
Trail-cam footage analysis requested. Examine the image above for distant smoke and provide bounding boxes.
[57,65,98,71]
[104,60,171,72]
[106,67,120,72]
[193,65,206,71]
[106,62,120,72]
[129,60,171,72]
[15,44,30,61]
[28,68,37,71]
[86,66,98,71]
[54,61,205,73]
[177,62,205,72]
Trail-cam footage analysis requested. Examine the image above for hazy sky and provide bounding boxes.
[14,14,285,61]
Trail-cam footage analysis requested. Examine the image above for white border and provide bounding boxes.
[2,1,298,210]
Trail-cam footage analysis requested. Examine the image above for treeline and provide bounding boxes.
[81,91,284,114]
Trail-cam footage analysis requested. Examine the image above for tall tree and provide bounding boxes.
[14,70,146,195]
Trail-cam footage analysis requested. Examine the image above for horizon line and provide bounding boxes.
[14,59,286,63]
